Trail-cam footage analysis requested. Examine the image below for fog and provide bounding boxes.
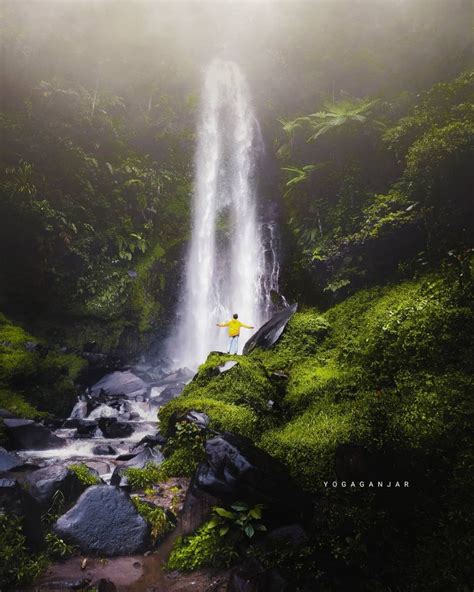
[2,0,471,120]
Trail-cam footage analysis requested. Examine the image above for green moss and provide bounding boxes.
[252,310,331,371]
[260,400,354,491]
[0,389,47,419]
[186,352,276,408]
[159,397,258,439]
[0,313,86,417]
[67,463,101,486]
[284,359,349,412]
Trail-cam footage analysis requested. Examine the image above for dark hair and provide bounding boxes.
[233,313,238,319]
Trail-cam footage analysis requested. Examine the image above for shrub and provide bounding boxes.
[131,497,175,545]
[159,447,201,479]
[166,521,238,571]
[0,314,86,417]
[124,462,163,489]
[67,463,101,486]
[0,514,47,589]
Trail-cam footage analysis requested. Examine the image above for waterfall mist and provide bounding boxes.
[168,59,278,369]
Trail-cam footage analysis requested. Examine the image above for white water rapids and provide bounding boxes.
[169,59,279,369]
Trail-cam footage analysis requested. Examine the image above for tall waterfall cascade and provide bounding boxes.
[169,59,279,369]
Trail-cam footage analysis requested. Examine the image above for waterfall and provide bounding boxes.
[169,59,279,369]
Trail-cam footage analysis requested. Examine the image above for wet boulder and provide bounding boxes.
[64,418,98,438]
[91,371,148,400]
[149,382,186,407]
[69,400,88,420]
[0,446,25,471]
[243,303,298,355]
[3,418,66,450]
[111,447,164,487]
[0,478,44,550]
[53,485,150,556]
[195,433,309,521]
[25,464,88,507]
[98,417,134,438]
[131,433,167,451]
[92,443,117,456]
[158,367,195,385]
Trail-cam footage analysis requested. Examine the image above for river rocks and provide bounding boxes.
[91,371,149,400]
[243,303,298,354]
[25,464,88,507]
[0,446,25,471]
[98,417,134,438]
[3,418,67,450]
[131,433,167,451]
[111,447,164,487]
[0,477,44,550]
[149,382,186,407]
[69,400,88,420]
[64,418,98,437]
[195,433,309,520]
[92,443,117,456]
[53,485,150,556]
[158,367,195,385]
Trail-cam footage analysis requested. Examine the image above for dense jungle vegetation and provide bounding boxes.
[0,1,473,590]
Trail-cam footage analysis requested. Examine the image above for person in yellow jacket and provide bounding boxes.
[216,313,254,355]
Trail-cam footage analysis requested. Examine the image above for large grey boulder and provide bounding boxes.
[243,304,298,355]
[53,486,150,556]
[3,418,66,450]
[25,464,88,507]
[158,367,195,385]
[98,417,134,438]
[0,446,25,471]
[91,371,148,400]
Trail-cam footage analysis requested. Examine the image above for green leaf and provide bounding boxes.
[214,507,235,519]
[244,524,255,538]
[219,526,230,536]
[249,507,262,519]
[230,503,248,511]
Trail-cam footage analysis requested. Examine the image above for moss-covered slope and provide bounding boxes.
[159,271,474,590]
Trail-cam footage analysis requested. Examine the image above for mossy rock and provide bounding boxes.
[159,397,259,439]
[0,313,86,417]
[251,310,331,372]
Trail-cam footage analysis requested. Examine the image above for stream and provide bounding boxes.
[8,363,231,592]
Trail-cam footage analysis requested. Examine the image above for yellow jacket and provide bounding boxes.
[218,319,253,337]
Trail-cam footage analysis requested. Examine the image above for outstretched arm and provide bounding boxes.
[240,322,254,329]
[216,322,230,327]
